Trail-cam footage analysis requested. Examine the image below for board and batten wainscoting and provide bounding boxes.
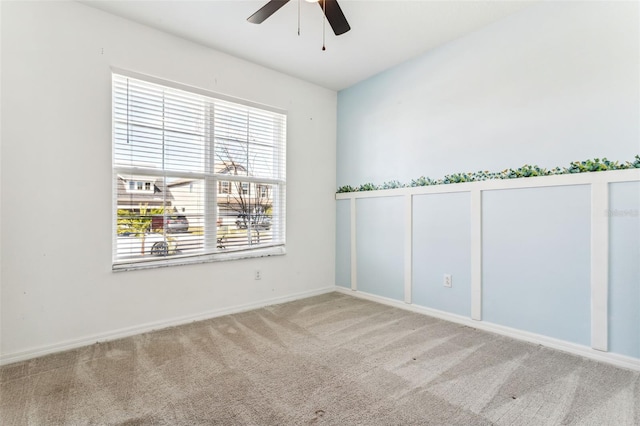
[336,168,640,371]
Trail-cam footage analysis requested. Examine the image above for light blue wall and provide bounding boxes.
[337,1,638,187]
[336,200,351,288]
[608,182,640,358]
[412,193,471,316]
[482,185,591,345]
[356,197,404,301]
[335,0,640,360]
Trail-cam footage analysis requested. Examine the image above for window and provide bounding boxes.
[257,184,270,198]
[113,73,286,270]
[126,180,154,193]
[219,181,230,194]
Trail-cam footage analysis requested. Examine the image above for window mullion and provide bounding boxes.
[204,102,218,251]
[162,92,168,234]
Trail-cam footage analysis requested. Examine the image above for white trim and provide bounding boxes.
[0,287,334,366]
[404,195,413,304]
[335,287,640,372]
[590,182,609,351]
[336,169,640,200]
[350,198,357,291]
[470,189,482,321]
[113,245,286,272]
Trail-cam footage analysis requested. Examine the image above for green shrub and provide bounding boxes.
[357,183,378,191]
[337,185,356,193]
[381,180,404,189]
[410,176,436,187]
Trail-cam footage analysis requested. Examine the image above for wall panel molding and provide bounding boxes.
[350,198,357,291]
[470,189,482,321]
[404,195,413,304]
[336,168,640,362]
[591,182,609,351]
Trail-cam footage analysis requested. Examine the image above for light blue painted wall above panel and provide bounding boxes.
[356,197,405,301]
[608,181,640,359]
[482,185,591,346]
[336,200,351,288]
[337,1,639,187]
[413,192,471,317]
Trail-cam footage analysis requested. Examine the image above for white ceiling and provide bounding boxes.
[82,0,535,91]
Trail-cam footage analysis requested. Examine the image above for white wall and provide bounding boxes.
[0,1,337,362]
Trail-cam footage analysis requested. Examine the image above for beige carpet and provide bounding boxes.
[1,292,639,425]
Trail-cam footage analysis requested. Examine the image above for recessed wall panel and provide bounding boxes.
[336,200,351,288]
[356,197,404,301]
[608,181,640,358]
[482,185,591,345]
[413,192,471,317]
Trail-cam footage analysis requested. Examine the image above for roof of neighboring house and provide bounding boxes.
[167,178,198,188]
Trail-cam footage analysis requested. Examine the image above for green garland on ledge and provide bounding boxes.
[336,155,640,193]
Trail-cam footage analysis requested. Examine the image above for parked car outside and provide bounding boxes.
[151,215,189,233]
[235,213,271,230]
[166,215,189,233]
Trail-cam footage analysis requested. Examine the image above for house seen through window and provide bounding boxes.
[113,73,287,269]
[127,180,154,193]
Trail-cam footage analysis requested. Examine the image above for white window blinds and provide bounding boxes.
[112,73,286,269]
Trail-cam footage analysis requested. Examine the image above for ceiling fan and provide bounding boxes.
[247,0,351,36]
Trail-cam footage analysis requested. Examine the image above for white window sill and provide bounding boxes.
[112,245,286,272]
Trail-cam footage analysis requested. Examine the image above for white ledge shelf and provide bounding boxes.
[336,168,640,199]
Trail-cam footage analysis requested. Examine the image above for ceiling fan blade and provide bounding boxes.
[317,0,350,35]
[247,0,290,24]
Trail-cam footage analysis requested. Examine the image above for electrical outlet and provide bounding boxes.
[255,270,262,280]
[444,274,452,288]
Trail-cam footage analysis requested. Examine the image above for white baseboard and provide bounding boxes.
[335,287,640,372]
[0,286,335,366]
[6,286,638,372]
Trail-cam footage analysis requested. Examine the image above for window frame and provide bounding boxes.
[112,69,287,271]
